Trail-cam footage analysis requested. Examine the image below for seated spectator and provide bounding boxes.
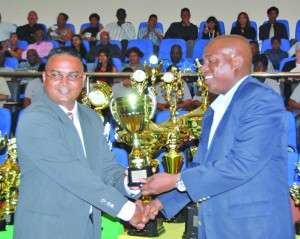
[0,51,14,81]
[112,67,136,98]
[93,48,117,84]
[230,12,257,41]
[201,16,221,40]
[259,6,288,40]
[121,47,145,72]
[162,44,196,72]
[0,33,24,60]
[80,13,103,47]
[156,65,192,111]
[90,30,122,62]
[47,13,73,46]
[105,8,136,60]
[165,8,198,58]
[263,36,288,70]
[16,11,45,44]
[70,34,87,60]
[0,13,17,41]
[137,14,163,56]
[24,63,45,107]
[22,30,53,60]
[252,54,282,96]
[0,76,11,108]
[250,41,274,72]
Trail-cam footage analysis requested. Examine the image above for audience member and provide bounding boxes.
[47,12,73,46]
[0,13,17,42]
[137,14,163,56]
[16,11,45,44]
[90,30,122,63]
[0,51,14,82]
[24,63,45,107]
[93,48,117,84]
[22,30,53,60]
[201,16,221,40]
[263,36,288,70]
[80,13,103,47]
[0,77,10,108]
[259,6,288,40]
[230,12,257,41]
[249,41,275,72]
[252,54,282,95]
[70,34,87,60]
[121,47,145,72]
[165,8,198,58]
[112,67,136,98]
[105,8,136,58]
[162,44,196,72]
[0,33,24,60]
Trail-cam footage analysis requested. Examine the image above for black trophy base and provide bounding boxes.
[182,204,198,239]
[295,220,300,235]
[0,219,6,231]
[128,166,153,187]
[4,213,14,225]
[128,217,165,237]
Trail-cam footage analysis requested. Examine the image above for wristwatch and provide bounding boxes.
[175,173,186,192]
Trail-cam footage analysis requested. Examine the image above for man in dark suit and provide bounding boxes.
[259,6,288,40]
[14,47,151,239]
[141,35,294,238]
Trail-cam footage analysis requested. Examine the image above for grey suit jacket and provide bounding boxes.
[14,93,138,239]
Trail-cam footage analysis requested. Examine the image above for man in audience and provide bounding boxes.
[249,41,275,72]
[112,67,135,98]
[21,30,53,60]
[16,11,45,44]
[259,6,288,40]
[87,30,122,63]
[164,8,198,58]
[0,51,14,81]
[0,13,17,42]
[263,36,288,70]
[105,8,136,59]
[0,76,11,108]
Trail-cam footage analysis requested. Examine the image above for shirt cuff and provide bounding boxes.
[117,200,136,221]
[124,176,140,195]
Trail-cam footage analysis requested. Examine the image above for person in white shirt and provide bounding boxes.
[0,13,16,42]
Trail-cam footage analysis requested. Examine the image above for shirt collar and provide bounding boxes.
[59,101,79,120]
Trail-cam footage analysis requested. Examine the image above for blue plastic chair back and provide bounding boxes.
[261,39,290,53]
[279,57,296,72]
[158,39,187,61]
[287,111,298,153]
[45,40,60,48]
[4,57,19,70]
[198,20,225,40]
[138,22,164,33]
[16,40,28,50]
[126,39,154,63]
[65,39,90,53]
[0,108,11,137]
[296,20,300,41]
[54,23,76,34]
[192,39,211,61]
[263,20,290,39]
[80,23,103,33]
[112,147,129,168]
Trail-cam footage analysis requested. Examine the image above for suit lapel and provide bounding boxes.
[200,107,214,163]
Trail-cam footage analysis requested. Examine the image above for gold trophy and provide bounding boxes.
[110,70,156,186]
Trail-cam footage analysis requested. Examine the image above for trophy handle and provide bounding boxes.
[147,86,157,120]
[109,97,121,126]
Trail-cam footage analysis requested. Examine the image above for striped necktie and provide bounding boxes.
[269,24,274,38]
[67,112,74,121]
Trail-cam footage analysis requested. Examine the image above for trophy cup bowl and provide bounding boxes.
[110,93,156,186]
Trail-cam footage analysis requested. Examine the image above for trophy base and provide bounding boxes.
[128,217,165,237]
[4,213,14,225]
[128,166,153,187]
[0,219,6,231]
[182,204,198,239]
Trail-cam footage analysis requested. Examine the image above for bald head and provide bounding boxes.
[202,35,252,94]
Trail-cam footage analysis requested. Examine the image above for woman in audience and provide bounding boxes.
[47,12,73,46]
[202,16,221,40]
[230,12,257,41]
[122,47,144,71]
[93,48,116,84]
[71,34,87,60]
[80,13,103,47]
[0,33,24,60]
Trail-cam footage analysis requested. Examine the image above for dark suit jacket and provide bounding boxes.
[14,93,139,239]
[259,21,288,40]
[158,76,294,238]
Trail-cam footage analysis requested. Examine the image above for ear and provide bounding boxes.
[232,55,243,70]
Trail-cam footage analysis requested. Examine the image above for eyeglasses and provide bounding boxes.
[46,72,83,82]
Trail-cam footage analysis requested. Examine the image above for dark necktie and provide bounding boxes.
[67,112,74,121]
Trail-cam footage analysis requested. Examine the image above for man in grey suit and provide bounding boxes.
[14,47,151,239]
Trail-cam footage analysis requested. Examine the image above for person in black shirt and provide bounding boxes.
[230,12,257,41]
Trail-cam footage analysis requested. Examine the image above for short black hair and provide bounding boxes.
[267,6,279,15]
[122,67,134,73]
[170,44,182,53]
[252,54,268,70]
[89,13,100,21]
[38,63,46,72]
[47,47,82,61]
[271,36,281,43]
[181,8,190,15]
[59,12,69,22]
[249,41,259,48]
[125,47,144,58]
[148,14,157,22]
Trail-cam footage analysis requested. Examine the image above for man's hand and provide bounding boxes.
[140,173,178,195]
[129,200,150,230]
[144,199,163,220]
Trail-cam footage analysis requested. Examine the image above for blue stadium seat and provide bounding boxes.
[112,147,129,168]
[198,20,225,40]
[158,39,187,61]
[93,58,123,72]
[54,23,76,34]
[15,40,28,50]
[263,20,290,39]
[4,57,19,70]
[192,39,210,61]
[45,40,60,49]
[126,39,154,63]
[0,108,11,164]
[65,39,90,53]
[138,22,164,33]
[79,23,103,33]
[279,57,296,72]
[261,39,290,53]
[296,20,300,41]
